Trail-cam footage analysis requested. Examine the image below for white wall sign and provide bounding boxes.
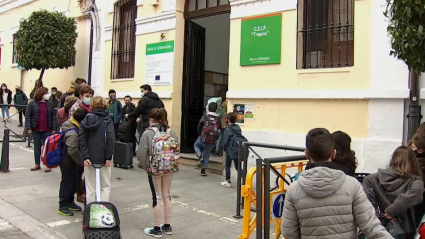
[145,40,175,86]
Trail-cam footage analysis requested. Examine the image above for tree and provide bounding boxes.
[15,10,78,86]
[385,0,425,74]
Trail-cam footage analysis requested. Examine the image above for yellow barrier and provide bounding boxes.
[239,160,308,239]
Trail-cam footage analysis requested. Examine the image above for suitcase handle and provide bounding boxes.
[93,164,104,202]
[92,163,104,169]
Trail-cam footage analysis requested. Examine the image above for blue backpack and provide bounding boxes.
[40,129,78,168]
[229,132,248,160]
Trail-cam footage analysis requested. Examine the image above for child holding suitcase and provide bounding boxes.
[78,96,116,204]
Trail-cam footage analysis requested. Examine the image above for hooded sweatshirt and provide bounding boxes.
[78,110,115,165]
[222,124,242,156]
[281,166,392,239]
[128,92,164,128]
[363,168,424,233]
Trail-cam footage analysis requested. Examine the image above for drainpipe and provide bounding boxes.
[407,70,422,140]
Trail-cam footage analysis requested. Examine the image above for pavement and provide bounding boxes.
[0,120,245,239]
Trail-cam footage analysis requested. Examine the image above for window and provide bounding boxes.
[185,0,230,19]
[12,34,18,64]
[111,0,137,79]
[297,0,354,69]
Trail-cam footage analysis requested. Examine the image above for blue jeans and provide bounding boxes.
[32,131,52,165]
[194,137,213,168]
[1,106,9,119]
[216,129,225,151]
[225,154,238,181]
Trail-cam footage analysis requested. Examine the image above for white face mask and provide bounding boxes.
[43,94,50,100]
[52,91,57,95]
[1,87,6,90]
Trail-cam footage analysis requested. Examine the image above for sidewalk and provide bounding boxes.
[0,122,243,239]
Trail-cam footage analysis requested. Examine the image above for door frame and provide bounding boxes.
[184,0,230,20]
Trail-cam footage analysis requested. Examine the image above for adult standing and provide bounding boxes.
[49,87,58,107]
[121,95,137,154]
[13,86,28,127]
[108,89,123,140]
[0,84,12,122]
[26,87,57,172]
[58,83,75,108]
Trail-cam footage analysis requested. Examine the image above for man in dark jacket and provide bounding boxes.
[125,84,164,135]
[58,109,88,216]
[13,86,28,127]
[49,87,58,107]
[221,113,243,188]
[78,96,115,204]
[121,95,137,154]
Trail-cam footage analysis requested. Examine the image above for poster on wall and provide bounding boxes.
[145,40,175,86]
[233,103,255,124]
[240,13,282,66]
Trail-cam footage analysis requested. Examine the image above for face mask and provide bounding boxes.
[52,91,57,95]
[43,94,50,100]
[83,97,91,106]
[15,89,19,92]
[1,87,6,90]
[141,93,145,97]
[110,95,116,99]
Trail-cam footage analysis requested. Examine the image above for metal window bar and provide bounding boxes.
[0,104,29,143]
[111,0,137,79]
[297,0,354,69]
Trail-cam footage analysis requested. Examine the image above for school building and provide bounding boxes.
[0,0,422,172]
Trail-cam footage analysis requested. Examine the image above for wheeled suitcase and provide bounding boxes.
[83,164,121,239]
[113,141,133,169]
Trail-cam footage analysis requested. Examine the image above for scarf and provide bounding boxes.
[70,117,80,128]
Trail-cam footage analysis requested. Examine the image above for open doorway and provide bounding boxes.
[180,1,231,155]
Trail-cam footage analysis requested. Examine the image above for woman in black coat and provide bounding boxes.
[0,83,13,122]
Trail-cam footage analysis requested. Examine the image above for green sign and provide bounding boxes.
[146,41,175,55]
[240,13,282,66]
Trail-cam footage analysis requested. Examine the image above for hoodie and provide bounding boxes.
[78,110,115,165]
[281,166,392,239]
[61,120,82,167]
[222,124,242,155]
[363,168,424,233]
[128,92,164,128]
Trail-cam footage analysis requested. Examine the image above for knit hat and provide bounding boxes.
[15,85,20,89]
[67,84,75,93]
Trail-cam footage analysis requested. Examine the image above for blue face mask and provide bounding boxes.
[83,97,91,106]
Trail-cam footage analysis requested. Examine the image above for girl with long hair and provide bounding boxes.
[363,146,424,239]
[0,83,12,122]
[332,131,357,176]
[137,108,179,238]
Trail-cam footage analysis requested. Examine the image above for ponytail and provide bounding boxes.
[149,108,169,128]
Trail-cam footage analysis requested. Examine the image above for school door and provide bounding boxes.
[180,21,206,153]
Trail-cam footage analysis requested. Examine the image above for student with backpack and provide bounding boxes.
[78,96,115,204]
[58,109,88,216]
[194,102,221,176]
[281,128,392,239]
[220,113,246,188]
[137,108,179,238]
[363,146,424,239]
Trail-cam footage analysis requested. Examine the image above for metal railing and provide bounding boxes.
[234,142,305,219]
[0,104,29,144]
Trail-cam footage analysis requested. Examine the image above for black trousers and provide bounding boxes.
[59,161,79,207]
[18,109,25,125]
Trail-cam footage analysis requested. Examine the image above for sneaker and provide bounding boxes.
[197,155,203,167]
[161,225,173,235]
[144,228,163,238]
[30,164,40,171]
[201,168,206,176]
[18,124,23,127]
[58,207,74,216]
[220,181,231,188]
[68,202,82,211]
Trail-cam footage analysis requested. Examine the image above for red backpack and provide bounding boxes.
[40,129,77,168]
[201,115,220,144]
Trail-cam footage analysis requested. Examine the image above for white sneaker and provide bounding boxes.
[220,181,231,188]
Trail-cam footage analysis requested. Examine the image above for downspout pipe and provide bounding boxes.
[407,70,422,140]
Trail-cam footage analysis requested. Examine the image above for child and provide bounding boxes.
[58,108,88,216]
[220,113,243,188]
[78,96,115,204]
[194,102,221,176]
[281,128,392,239]
[363,146,424,239]
[137,108,179,238]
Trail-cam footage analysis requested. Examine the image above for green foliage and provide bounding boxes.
[385,0,425,74]
[15,10,78,75]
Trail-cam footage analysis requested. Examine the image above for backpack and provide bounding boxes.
[148,127,180,175]
[201,115,220,144]
[229,130,247,160]
[40,129,77,168]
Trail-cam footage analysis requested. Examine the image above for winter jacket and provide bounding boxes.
[49,94,58,108]
[61,120,82,168]
[363,168,424,234]
[222,124,242,153]
[25,100,57,131]
[197,113,222,136]
[119,103,137,142]
[128,92,164,128]
[78,110,115,165]
[281,165,392,239]
[108,99,122,125]
[13,90,28,110]
[416,154,425,225]
[0,90,12,108]
[137,124,179,172]
[58,92,73,108]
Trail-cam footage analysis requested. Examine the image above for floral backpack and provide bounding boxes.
[148,127,180,175]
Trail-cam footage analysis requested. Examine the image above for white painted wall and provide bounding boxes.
[193,13,230,74]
